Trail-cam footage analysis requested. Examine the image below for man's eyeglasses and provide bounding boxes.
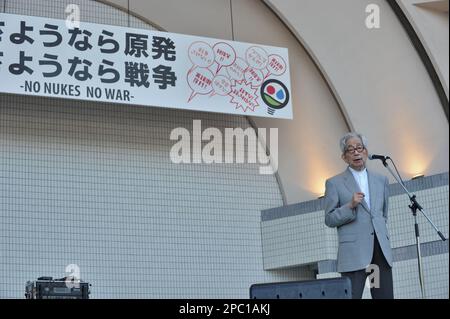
[345,145,365,154]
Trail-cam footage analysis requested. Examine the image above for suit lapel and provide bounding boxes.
[343,168,359,194]
[343,168,370,213]
[367,170,378,213]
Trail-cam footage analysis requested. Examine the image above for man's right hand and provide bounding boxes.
[350,192,365,209]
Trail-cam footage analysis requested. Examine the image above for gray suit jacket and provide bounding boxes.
[324,168,393,273]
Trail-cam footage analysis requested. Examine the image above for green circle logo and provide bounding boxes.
[260,79,290,110]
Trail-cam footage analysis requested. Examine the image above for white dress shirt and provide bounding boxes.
[349,166,370,210]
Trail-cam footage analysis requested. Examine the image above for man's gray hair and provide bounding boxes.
[339,132,368,153]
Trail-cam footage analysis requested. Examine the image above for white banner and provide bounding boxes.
[0,13,292,119]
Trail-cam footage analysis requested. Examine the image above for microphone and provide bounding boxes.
[369,154,390,161]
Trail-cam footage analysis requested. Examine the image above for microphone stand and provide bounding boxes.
[378,157,446,299]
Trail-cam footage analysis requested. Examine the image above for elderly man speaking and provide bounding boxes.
[324,132,393,299]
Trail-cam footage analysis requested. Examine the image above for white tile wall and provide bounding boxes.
[0,95,299,298]
[261,211,337,269]
[0,0,315,298]
[392,254,449,299]
[389,186,449,248]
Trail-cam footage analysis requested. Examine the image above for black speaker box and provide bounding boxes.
[250,277,352,299]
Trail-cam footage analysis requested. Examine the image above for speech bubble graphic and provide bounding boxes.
[187,67,214,102]
[211,75,232,97]
[226,57,248,82]
[265,54,287,79]
[244,67,264,87]
[229,80,260,112]
[188,41,214,73]
[245,46,268,70]
[213,42,236,74]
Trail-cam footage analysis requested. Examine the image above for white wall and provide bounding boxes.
[232,0,349,203]
[397,0,449,99]
[263,0,449,196]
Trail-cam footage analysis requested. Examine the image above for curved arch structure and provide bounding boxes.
[102,0,448,203]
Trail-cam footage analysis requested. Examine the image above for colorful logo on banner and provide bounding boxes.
[260,79,290,115]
